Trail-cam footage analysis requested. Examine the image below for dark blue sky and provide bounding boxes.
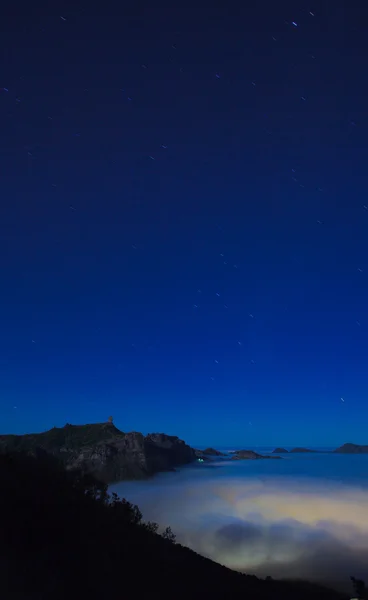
[1,1,367,446]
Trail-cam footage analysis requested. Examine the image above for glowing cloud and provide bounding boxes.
[111,474,368,593]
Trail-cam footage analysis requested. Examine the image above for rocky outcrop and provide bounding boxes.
[194,447,226,461]
[0,422,196,483]
[231,450,282,460]
[201,447,226,456]
[144,433,196,472]
[333,443,368,454]
[272,447,289,453]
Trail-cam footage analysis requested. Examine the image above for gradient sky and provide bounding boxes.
[1,1,367,446]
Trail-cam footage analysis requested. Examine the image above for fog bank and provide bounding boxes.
[111,474,368,592]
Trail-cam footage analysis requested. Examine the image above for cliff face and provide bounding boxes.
[144,433,195,473]
[0,423,196,483]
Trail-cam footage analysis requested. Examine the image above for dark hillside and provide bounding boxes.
[0,450,349,600]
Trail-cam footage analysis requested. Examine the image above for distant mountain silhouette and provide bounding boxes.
[271,444,368,454]
[2,422,368,486]
[232,449,282,460]
[195,447,226,457]
[333,443,368,454]
[0,422,195,483]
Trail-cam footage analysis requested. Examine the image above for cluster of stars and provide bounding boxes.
[1,5,363,416]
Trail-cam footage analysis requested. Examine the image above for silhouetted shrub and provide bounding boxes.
[142,521,159,534]
[162,526,176,543]
[351,577,368,599]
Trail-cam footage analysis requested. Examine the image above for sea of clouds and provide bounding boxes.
[111,473,368,593]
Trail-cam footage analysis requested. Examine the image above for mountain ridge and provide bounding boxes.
[0,421,196,483]
[1,422,368,485]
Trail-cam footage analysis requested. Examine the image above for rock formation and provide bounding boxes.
[194,447,226,461]
[201,447,226,456]
[333,442,368,454]
[231,449,282,460]
[0,422,196,483]
[272,447,289,453]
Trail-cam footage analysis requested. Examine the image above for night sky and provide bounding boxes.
[1,1,367,446]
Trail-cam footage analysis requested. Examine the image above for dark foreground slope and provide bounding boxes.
[0,451,350,600]
[0,422,195,482]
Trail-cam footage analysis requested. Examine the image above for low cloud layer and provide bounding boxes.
[111,473,368,592]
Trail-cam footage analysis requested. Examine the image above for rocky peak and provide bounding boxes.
[0,422,196,483]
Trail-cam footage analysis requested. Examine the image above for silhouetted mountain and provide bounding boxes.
[200,447,226,456]
[333,443,368,454]
[272,447,289,453]
[232,449,282,460]
[0,450,349,600]
[0,422,195,483]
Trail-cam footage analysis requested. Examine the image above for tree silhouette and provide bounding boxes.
[162,526,176,543]
[351,576,368,599]
[143,521,159,534]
